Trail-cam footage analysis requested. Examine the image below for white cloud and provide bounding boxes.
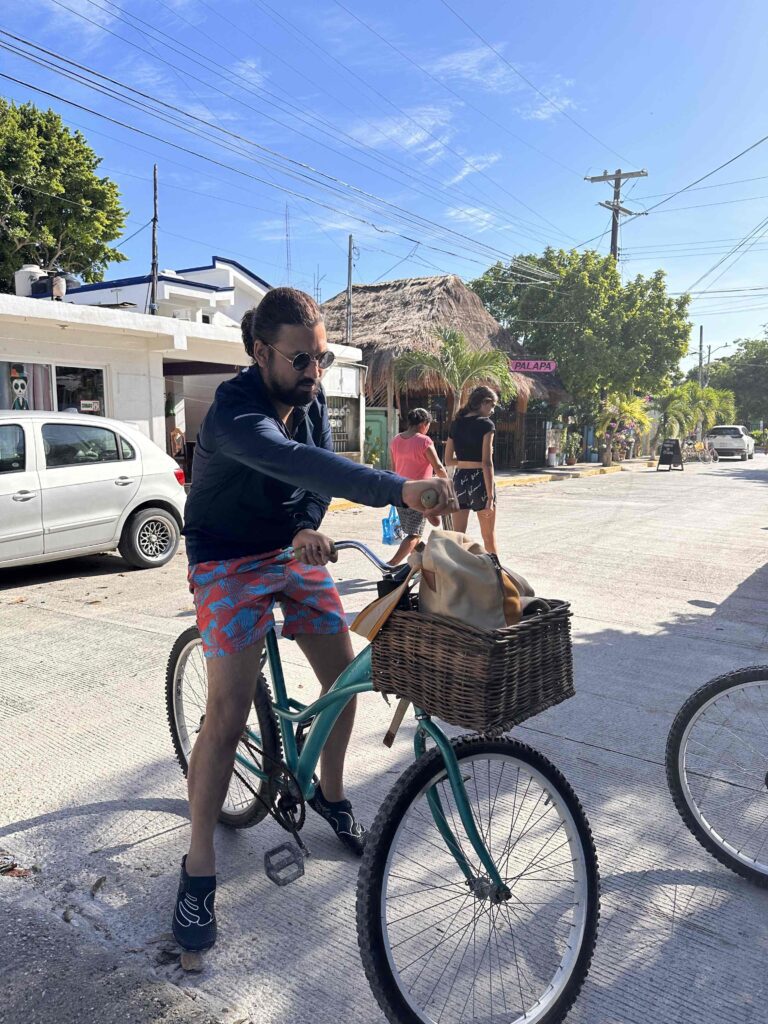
[429,44,523,95]
[445,206,496,233]
[232,58,268,89]
[348,105,454,155]
[428,44,578,120]
[444,152,501,186]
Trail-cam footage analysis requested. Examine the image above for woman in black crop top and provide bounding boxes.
[444,385,499,554]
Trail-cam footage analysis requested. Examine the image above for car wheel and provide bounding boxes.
[741,452,748,461]
[748,452,754,460]
[119,508,180,569]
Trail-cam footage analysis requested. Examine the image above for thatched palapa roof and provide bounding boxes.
[322,274,538,395]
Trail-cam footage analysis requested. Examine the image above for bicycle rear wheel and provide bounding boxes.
[357,737,600,1024]
[666,667,768,887]
[165,627,281,828]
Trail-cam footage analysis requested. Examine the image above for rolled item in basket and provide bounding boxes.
[408,529,535,632]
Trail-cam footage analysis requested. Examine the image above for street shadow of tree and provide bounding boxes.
[504,558,768,1021]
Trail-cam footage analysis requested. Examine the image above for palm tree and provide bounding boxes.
[394,327,515,421]
[650,388,690,448]
[596,393,652,436]
[679,383,736,435]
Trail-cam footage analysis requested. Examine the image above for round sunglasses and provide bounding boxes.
[267,343,335,373]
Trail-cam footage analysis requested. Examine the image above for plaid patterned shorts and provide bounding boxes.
[189,549,347,659]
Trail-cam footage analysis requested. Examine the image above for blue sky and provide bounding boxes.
[3,0,768,371]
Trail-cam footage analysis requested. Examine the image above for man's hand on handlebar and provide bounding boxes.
[402,478,459,517]
[292,528,337,566]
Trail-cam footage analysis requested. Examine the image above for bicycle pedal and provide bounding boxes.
[264,843,305,887]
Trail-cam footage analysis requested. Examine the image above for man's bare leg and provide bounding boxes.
[186,642,264,876]
[296,631,355,802]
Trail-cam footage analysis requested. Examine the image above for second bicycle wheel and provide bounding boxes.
[666,666,768,887]
[166,627,281,828]
[357,737,600,1024]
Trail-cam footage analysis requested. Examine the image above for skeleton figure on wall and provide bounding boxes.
[10,365,29,411]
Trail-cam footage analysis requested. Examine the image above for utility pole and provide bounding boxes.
[149,164,159,315]
[585,168,648,258]
[698,325,704,388]
[345,233,353,346]
[705,344,712,387]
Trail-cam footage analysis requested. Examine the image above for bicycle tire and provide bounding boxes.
[666,666,768,887]
[165,627,281,828]
[357,736,600,1024]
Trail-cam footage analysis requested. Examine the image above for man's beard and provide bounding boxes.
[264,372,318,408]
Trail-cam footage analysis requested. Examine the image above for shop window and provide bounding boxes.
[55,366,105,416]
[0,362,53,411]
[42,423,120,468]
[326,396,360,453]
[0,424,25,474]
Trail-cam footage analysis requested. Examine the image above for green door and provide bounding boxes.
[364,408,389,469]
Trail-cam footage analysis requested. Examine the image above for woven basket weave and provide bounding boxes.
[371,600,574,732]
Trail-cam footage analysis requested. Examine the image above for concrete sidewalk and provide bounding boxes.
[329,461,623,510]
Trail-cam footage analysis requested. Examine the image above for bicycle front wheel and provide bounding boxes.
[666,667,768,887]
[165,627,281,828]
[357,737,600,1024]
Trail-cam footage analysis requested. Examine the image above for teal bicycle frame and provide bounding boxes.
[235,627,507,893]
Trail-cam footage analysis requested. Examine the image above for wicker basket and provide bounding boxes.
[371,600,574,732]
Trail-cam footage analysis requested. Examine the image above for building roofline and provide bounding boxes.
[174,256,272,291]
[62,274,234,295]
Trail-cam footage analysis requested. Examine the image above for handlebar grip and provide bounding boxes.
[420,487,439,509]
[294,541,338,563]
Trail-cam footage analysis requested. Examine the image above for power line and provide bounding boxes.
[34,4,556,250]
[329,0,584,192]
[436,0,634,163]
[686,213,768,292]
[0,54,554,278]
[89,0,557,248]
[633,174,768,200]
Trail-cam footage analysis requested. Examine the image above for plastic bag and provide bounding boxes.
[381,505,403,545]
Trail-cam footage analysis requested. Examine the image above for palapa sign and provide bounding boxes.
[509,359,558,373]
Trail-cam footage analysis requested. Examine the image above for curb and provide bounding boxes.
[327,464,622,512]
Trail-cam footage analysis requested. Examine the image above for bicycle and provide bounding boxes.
[166,540,600,1024]
[666,666,768,888]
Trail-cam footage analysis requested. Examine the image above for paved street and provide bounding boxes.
[2,458,768,1024]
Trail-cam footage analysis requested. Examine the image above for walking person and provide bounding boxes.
[387,409,448,566]
[444,386,499,554]
[173,288,456,952]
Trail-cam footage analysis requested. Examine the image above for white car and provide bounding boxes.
[705,424,755,461]
[0,411,186,570]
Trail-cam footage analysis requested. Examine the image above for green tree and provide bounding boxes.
[470,249,690,407]
[395,327,515,422]
[0,100,127,290]
[649,382,735,447]
[702,337,768,426]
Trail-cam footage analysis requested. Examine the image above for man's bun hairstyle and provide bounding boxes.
[242,287,323,359]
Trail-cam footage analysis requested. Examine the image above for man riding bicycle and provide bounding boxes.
[172,287,456,952]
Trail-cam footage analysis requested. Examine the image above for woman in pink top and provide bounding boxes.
[388,408,448,565]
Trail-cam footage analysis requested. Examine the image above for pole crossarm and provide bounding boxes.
[585,169,648,183]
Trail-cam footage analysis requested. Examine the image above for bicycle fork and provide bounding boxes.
[414,716,510,903]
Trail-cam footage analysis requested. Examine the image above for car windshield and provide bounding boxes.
[707,427,742,437]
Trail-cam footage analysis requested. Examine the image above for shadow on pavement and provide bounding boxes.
[0,553,129,591]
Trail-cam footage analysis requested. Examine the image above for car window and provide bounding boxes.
[120,436,136,461]
[708,427,741,437]
[0,424,25,474]
[42,423,120,468]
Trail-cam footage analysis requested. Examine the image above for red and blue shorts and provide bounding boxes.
[189,549,348,659]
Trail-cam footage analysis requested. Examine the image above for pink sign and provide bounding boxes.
[509,359,558,373]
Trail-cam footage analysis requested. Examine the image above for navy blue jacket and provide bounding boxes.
[183,366,406,564]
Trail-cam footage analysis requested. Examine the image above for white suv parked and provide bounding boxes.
[0,411,186,570]
[705,424,755,461]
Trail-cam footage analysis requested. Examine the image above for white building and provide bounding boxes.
[2,260,366,472]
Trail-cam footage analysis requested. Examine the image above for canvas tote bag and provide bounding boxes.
[409,529,534,630]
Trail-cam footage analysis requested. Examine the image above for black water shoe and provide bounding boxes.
[308,785,367,857]
[172,856,217,951]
